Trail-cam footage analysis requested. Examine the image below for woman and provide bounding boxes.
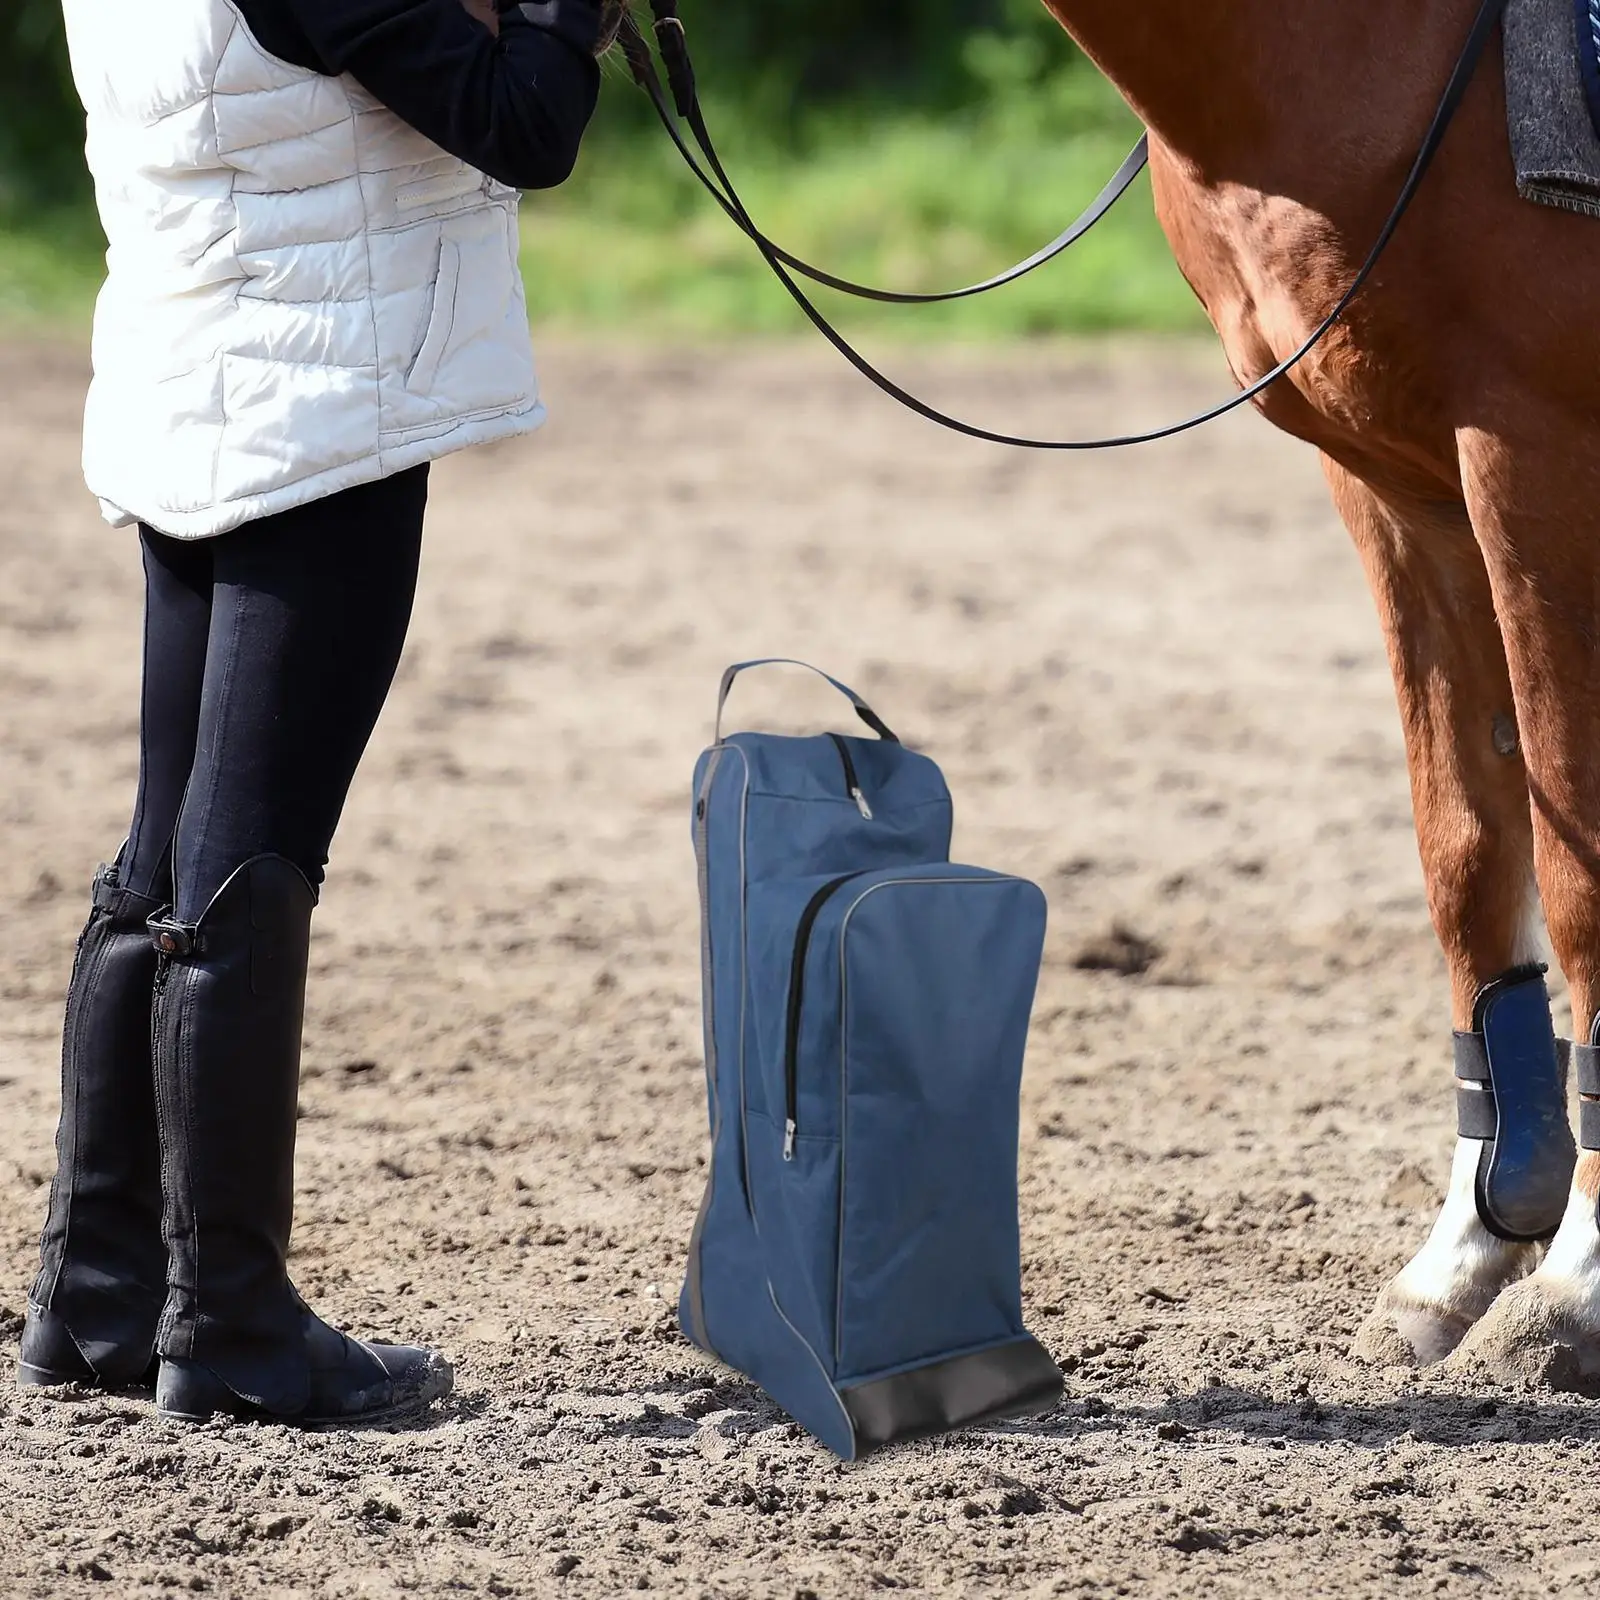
[18,0,609,1425]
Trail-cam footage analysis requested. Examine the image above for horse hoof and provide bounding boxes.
[1352,1288,1478,1367]
[1445,1277,1600,1395]
[1352,1139,1543,1369]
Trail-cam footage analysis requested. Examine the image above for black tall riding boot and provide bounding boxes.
[19,859,167,1388]
[149,855,452,1424]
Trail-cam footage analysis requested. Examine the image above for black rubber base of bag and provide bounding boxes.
[840,1336,1064,1453]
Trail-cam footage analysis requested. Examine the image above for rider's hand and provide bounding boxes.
[496,1,613,57]
[459,0,501,35]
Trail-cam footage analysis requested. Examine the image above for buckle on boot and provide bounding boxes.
[147,914,197,958]
[91,861,121,913]
[1453,964,1575,1241]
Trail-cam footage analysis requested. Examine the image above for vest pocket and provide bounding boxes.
[395,170,489,214]
[405,238,462,396]
[375,202,536,435]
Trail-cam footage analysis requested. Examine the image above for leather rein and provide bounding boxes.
[619,0,1508,451]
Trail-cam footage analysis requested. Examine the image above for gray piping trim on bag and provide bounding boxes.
[696,748,727,1123]
[682,744,727,1350]
[833,874,1029,1370]
[723,747,852,1451]
[731,747,754,1213]
[766,1283,856,1457]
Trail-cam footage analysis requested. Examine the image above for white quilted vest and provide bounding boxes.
[62,0,544,540]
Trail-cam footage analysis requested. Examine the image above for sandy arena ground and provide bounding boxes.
[4,335,1600,1598]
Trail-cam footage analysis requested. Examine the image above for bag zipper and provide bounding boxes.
[827,733,874,819]
[783,871,867,1160]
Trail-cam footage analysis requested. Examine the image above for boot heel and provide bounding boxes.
[17,1301,158,1392]
[156,1356,257,1423]
[16,1302,96,1389]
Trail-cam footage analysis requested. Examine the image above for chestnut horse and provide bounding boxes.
[1036,0,1600,1387]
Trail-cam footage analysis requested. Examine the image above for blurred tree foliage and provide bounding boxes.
[683,0,1085,110]
[1,0,87,208]
[0,0,1102,205]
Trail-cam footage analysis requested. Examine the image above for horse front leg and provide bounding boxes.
[1322,461,1556,1366]
[1441,431,1600,1390]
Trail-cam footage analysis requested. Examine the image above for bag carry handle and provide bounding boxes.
[716,659,900,745]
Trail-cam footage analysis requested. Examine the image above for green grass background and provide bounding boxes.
[0,63,1206,342]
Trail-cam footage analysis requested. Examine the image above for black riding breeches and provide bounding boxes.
[122,467,428,920]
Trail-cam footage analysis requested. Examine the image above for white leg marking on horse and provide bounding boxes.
[1447,1163,1600,1391]
[1352,886,1551,1367]
[1513,875,1546,968]
[1539,1180,1600,1284]
[1353,1138,1540,1366]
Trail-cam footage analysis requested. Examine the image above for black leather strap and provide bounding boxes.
[147,915,198,958]
[621,0,1509,452]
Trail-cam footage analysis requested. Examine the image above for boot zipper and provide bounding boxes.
[827,733,873,820]
[150,950,173,1105]
[151,950,173,1015]
[782,872,867,1160]
[148,915,191,1039]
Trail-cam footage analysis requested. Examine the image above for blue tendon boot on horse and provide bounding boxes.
[149,856,452,1425]
[1442,1003,1600,1392]
[19,857,167,1390]
[1452,966,1574,1241]
[1356,965,1574,1366]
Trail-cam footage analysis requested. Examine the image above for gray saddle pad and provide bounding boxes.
[1506,0,1600,216]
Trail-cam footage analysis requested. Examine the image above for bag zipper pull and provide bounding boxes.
[828,733,875,821]
[783,1119,797,1161]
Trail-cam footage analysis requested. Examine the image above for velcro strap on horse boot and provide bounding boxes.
[1572,1016,1600,1153]
[1452,963,1575,1241]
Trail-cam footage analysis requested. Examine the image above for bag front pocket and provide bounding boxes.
[831,869,1048,1382]
[744,1109,840,1363]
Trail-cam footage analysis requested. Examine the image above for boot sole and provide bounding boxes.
[159,1397,436,1428]
[16,1360,158,1392]
[16,1360,90,1389]
[158,1358,454,1429]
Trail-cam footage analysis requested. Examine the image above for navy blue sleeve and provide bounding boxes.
[249,0,601,190]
